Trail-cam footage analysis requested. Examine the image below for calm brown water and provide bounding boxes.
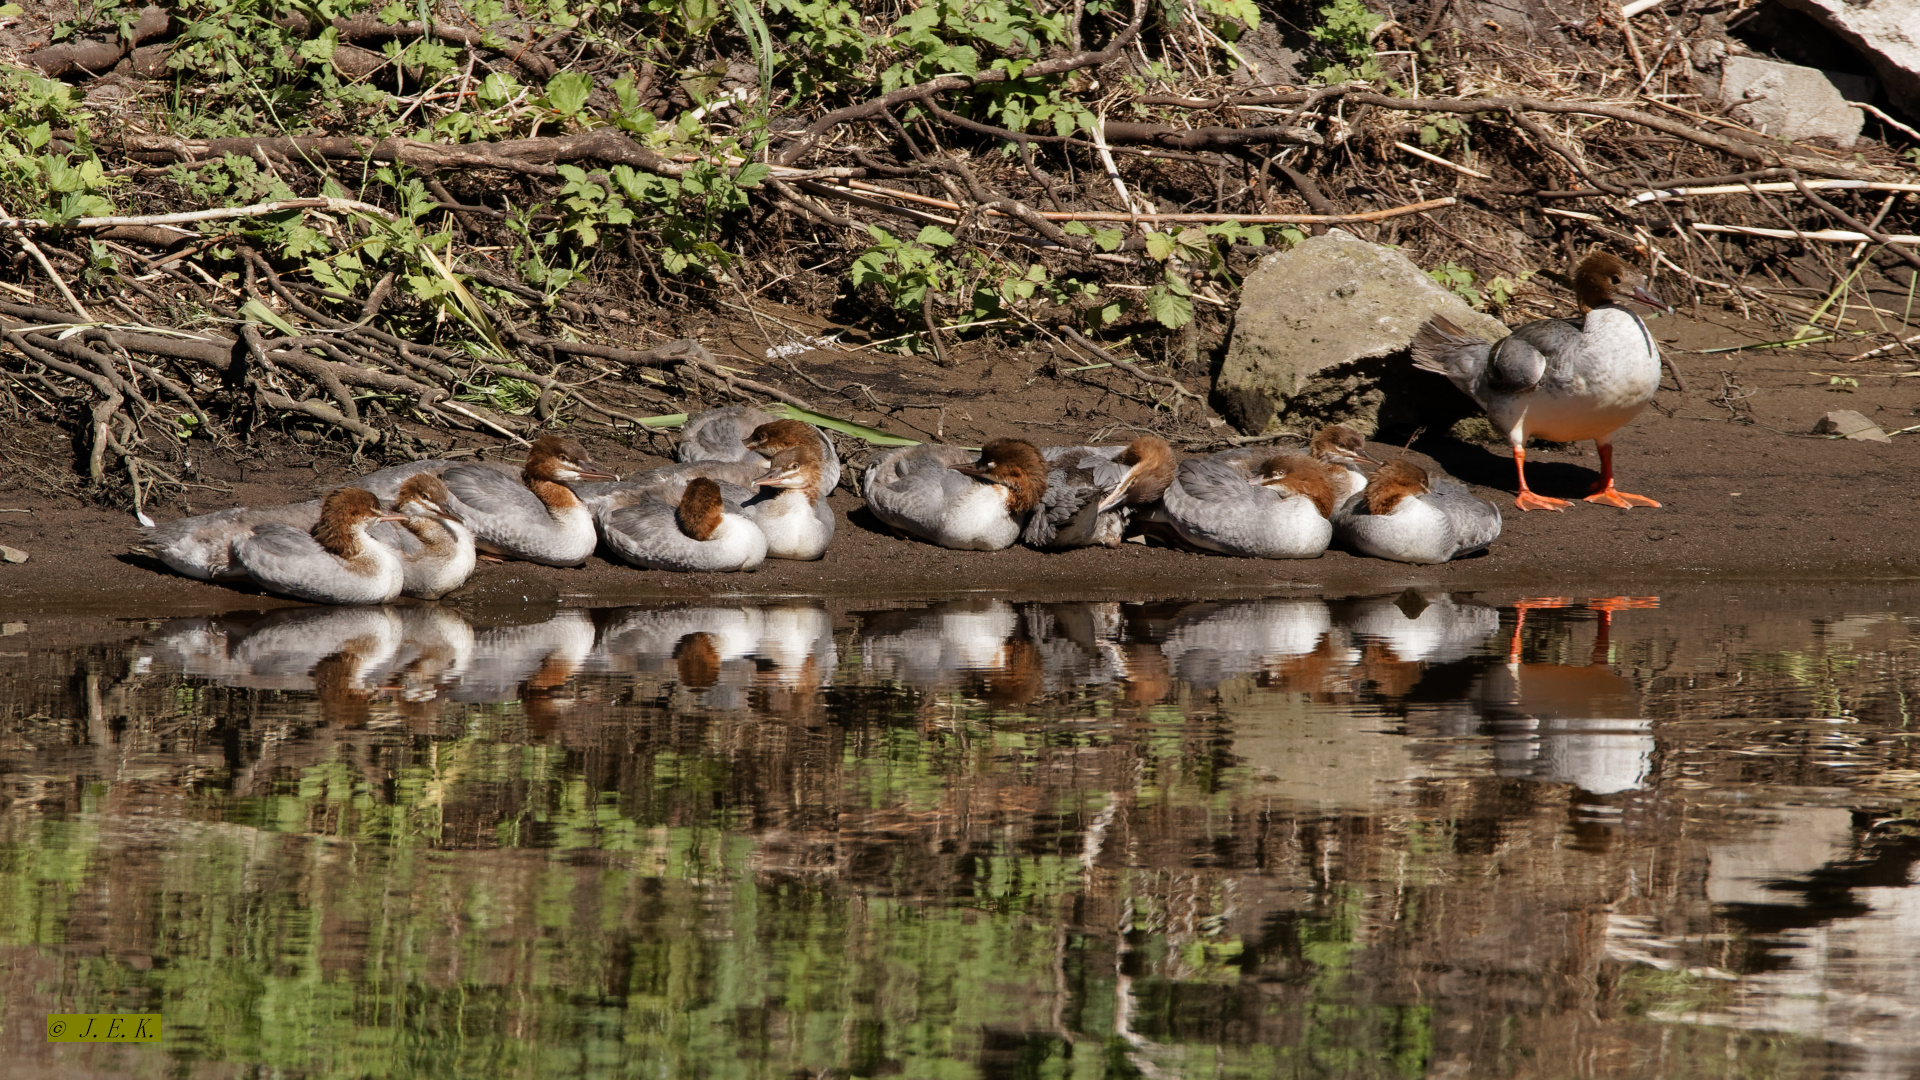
[6,587,1920,1078]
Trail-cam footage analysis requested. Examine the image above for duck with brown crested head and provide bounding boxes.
[1026,435,1177,549]
[1413,251,1670,511]
[231,487,409,604]
[1333,459,1502,563]
[356,435,616,565]
[597,476,767,572]
[1308,424,1382,503]
[1158,450,1338,559]
[676,406,842,493]
[863,438,1048,551]
[367,473,477,599]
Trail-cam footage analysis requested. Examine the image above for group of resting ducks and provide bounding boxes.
[138,251,1670,606]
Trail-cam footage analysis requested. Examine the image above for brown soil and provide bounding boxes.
[3,308,1917,618]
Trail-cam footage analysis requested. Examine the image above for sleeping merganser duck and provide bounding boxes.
[1025,435,1177,549]
[139,498,322,581]
[1333,459,1503,564]
[678,407,843,494]
[597,476,767,572]
[357,435,616,565]
[1412,251,1671,511]
[366,474,477,599]
[231,487,408,605]
[863,439,1048,551]
[1308,424,1382,504]
[1159,451,1339,558]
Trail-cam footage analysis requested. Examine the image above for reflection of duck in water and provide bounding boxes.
[595,604,836,707]
[857,600,1024,689]
[1159,599,1336,690]
[224,607,404,691]
[1484,596,1658,794]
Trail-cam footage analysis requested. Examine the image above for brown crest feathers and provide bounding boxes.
[676,477,727,541]
[970,438,1048,513]
[1118,436,1177,505]
[1573,251,1634,312]
[397,473,456,513]
[312,487,382,557]
[745,419,818,453]
[1364,460,1431,516]
[1273,458,1340,519]
[1310,424,1366,457]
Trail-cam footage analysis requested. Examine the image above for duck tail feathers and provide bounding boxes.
[1410,315,1485,376]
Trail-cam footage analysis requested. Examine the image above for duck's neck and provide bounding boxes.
[528,478,584,517]
[1583,303,1655,357]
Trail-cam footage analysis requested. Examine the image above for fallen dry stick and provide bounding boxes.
[1691,224,1920,245]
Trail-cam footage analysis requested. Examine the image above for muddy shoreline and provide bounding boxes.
[5,309,1918,620]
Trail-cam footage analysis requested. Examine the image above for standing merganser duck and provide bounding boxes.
[1333,460,1502,564]
[1412,252,1671,511]
[678,407,843,494]
[597,477,767,572]
[357,435,616,565]
[749,442,835,560]
[1159,452,1339,559]
[367,474,476,599]
[1025,435,1177,549]
[139,499,322,581]
[1308,424,1381,504]
[863,439,1048,551]
[231,487,408,605]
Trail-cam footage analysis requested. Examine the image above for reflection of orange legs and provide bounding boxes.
[1584,597,1656,663]
[1584,443,1660,508]
[1509,597,1573,661]
[1512,446,1570,512]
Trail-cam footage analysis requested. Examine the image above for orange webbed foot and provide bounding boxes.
[1515,491,1571,512]
[1587,596,1660,612]
[1584,487,1660,509]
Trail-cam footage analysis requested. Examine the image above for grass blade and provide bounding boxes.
[765,403,921,446]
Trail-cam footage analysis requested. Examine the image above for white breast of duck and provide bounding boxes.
[235,488,407,605]
[940,440,1048,551]
[747,444,834,560]
[1523,306,1661,443]
[376,474,477,599]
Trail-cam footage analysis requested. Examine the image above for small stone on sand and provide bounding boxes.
[1814,410,1891,443]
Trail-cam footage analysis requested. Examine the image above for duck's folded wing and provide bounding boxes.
[1173,456,1256,503]
[1488,319,1580,394]
[1430,478,1503,553]
[678,406,773,463]
[232,522,329,580]
[440,463,545,519]
[366,518,429,558]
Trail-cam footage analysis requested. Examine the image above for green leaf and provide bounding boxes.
[239,298,299,337]
[635,412,688,428]
[734,162,771,188]
[1143,231,1176,261]
[1093,228,1124,252]
[543,71,593,117]
[914,225,956,248]
[763,403,920,446]
[1144,285,1193,329]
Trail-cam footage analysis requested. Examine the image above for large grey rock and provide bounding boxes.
[1777,0,1920,121]
[1715,55,1866,147]
[1213,230,1509,436]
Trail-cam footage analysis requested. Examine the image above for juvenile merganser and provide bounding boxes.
[1025,435,1177,549]
[678,407,843,493]
[863,439,1048,551]
[367,474,477,599]
[749,441,835,560]
[140,499,322,581]
[1159,451,1339,559]
[597,476,767,572]
[1308,424,1382,504]
[1412,251,1671,511]
[357,435,616,565]
[1333,460,1502,564]
[231,487,408,605]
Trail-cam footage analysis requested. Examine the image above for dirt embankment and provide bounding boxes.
[2,307,1917,618]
